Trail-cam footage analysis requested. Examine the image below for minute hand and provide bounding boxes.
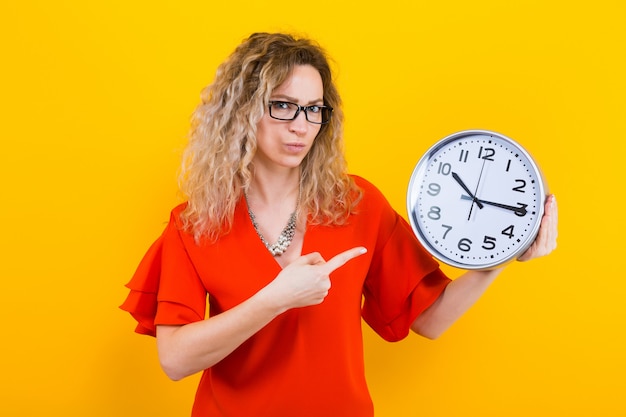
[460,195,528,216]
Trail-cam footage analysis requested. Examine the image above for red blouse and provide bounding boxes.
[121,176,451,417]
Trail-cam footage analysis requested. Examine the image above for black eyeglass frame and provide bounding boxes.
[267,101,333,125]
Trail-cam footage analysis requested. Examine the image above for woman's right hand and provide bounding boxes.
[157,246,367,380]
[262,247,367,312]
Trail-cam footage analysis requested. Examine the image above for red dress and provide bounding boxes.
[121,176,451,417]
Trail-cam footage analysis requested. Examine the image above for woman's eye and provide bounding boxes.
[274,101,289,109]
[308,105,321,113]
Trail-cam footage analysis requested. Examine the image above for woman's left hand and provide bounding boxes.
[518,194,558,261]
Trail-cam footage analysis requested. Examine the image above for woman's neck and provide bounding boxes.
[247,167,301,208]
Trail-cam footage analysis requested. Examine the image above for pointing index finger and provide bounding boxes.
[323,247,368,274]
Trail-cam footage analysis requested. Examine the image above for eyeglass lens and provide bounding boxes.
[269,101,331,124]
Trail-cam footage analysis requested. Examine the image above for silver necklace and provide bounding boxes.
[245,192,298,256]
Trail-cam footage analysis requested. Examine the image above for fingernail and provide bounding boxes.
[359,247,367,254]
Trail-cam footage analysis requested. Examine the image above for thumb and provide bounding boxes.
[295,252,326,266]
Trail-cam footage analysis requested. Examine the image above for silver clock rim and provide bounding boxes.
[406,129,547,270]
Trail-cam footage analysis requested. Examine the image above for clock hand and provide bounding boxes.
[460,195,528,216]
[467,158,487,220]
[488,201,528,217]
[451,172,484,209]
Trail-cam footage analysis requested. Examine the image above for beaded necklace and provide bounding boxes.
[244,189,299,256]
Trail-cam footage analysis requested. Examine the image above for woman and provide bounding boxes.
[121,32,558,416]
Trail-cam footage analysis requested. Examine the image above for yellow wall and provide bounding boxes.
[1,1,624,415]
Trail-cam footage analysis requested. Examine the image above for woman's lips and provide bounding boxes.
[285,143,306,153]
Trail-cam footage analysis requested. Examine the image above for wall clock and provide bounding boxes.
[406,130,547,270]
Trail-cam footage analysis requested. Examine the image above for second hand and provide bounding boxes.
[467,158,487,221]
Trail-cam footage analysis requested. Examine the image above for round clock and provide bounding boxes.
[406,130,547,270]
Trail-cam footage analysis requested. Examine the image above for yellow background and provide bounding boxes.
[1,1,624,416]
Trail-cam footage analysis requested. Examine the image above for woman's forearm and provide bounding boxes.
[156,286,284,381]
[411,268,502,339]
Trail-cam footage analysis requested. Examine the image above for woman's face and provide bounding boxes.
[254,64,324,171]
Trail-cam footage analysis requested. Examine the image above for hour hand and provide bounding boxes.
[460,195,528,216]
[452,172,484,209]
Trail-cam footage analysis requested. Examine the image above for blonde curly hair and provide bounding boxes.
[179,32,361,241]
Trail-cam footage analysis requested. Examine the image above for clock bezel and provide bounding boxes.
[406,129,547,270]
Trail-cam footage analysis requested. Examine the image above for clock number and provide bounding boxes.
[459,149,469,163]
[514,203,528,217]
[513,179,526,193]
[501,225,515,239]
[437,162,452,175]
[427,183,441,196]
[478,146,495,161]
[441,224,452,239]
[506,159,512,172]
[428,206,441,220]
[482,236,496,250]
[458,238,472,252]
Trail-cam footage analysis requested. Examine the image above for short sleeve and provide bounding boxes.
[119,233,164,336]
[120,209,207,337]
[361,213,451,342]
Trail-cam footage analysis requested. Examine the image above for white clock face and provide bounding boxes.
[407,130,546,270]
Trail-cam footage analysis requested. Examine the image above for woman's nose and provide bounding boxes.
[289,110,309,133]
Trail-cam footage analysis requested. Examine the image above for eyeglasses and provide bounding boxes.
[268,101,333,125]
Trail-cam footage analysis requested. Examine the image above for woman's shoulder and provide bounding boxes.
[163,202,191,233]
[170,202,189,218]
[348,174,400,227]
[350,174,374,189]
[350,174,389,206]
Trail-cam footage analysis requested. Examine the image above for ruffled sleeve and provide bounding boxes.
[120,207,207,337]
[360,182,451,342]
[119,233,164,337]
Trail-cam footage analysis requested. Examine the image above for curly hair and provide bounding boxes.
[179,32,361,241]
